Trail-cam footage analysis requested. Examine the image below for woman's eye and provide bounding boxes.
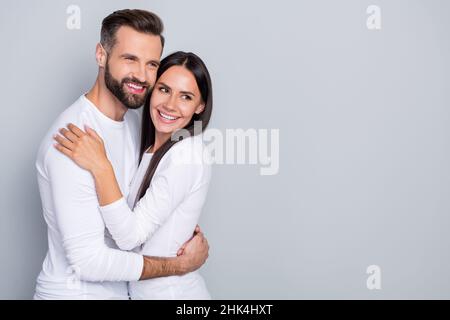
[181,95,192,101]
[159,87,168,93]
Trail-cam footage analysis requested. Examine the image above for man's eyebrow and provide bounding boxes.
[119,53,160,66]
[158,82,196,96]
[147,59,160,66]
[120,53,138,59]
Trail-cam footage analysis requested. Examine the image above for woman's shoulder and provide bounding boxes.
[164,134,212,168]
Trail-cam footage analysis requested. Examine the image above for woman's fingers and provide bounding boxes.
[54,142,73,158]
[67,123,86,138]
[59,128,78,143]
[85,125,102,143]
[54,134,74,151]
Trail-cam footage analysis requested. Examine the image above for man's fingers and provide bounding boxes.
[67,123,86,138]
[195,232,204,240]
[177,240,189,256]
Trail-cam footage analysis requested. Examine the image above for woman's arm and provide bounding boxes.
[54,123,155,249]
[54,123,123,206]
[54,123,211,251]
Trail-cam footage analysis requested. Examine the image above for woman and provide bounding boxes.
[54,51,213,299]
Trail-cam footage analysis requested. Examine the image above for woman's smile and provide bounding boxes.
[157,109,181,124]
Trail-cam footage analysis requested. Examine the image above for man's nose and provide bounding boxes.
[131,63,147,84]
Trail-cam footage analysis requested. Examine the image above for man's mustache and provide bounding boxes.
[122,78,150,88]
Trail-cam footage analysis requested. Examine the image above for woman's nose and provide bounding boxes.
[164,94,178,111]
[167,94,177,110]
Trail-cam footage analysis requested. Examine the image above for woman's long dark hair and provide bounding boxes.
[134,51,213,207]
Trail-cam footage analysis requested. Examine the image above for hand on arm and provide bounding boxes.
[54,123,211,278]
[177,224,201,256]
[140,231,209,280]
[54,123,123,206]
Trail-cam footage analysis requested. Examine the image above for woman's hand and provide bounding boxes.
[54,123,111,175]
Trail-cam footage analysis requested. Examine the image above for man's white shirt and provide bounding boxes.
[34,95,143,300]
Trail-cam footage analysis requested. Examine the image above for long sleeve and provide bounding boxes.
[99,139,211,251]
[45,146,143,282]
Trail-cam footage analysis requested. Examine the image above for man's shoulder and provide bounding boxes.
[36,96,93,172]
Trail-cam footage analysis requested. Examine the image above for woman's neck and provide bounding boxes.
[149,131,171,153]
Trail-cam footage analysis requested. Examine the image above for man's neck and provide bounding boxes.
[85,76,127,122]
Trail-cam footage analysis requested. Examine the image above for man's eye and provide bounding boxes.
[149,63,159,68]
[125,57,135,61]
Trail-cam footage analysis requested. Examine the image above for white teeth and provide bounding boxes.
[159,110,178,121]
[127,83,143,90]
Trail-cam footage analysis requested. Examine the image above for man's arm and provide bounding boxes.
[96,149,209,251]
[46,145,143,282]
[140,231,209,280]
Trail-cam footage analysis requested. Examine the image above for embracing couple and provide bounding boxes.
[34,9,213,300]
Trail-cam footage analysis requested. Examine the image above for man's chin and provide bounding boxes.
[123,95,146,109]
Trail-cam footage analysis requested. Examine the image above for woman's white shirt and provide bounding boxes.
[99,135,212,299]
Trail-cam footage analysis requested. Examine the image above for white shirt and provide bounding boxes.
[99,135,212,299]
[34,95,143,300]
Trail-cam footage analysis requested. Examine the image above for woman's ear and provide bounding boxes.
[95,43,107,68]
[195,104,205,114]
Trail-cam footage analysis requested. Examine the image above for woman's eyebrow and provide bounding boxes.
[158,82,171,89]
[180,90,195,97]
[158,82,196,97]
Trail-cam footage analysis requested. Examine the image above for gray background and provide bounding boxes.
[1,0,450,299]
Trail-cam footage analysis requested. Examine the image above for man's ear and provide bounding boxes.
[95,43,107,68]
[195,104,205,114]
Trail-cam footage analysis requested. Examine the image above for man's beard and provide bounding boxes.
[104,61,151,110]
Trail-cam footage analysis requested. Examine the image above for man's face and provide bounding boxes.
[103,26,162,109]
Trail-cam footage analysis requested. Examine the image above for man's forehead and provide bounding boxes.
[113,26,162,57]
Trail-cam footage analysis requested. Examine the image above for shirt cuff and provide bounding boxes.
[99,197,127,212]
[127,253,144,281]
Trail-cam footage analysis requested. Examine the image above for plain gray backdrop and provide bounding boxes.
[1,0,450,299]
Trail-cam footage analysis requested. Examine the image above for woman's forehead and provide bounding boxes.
[158,66,199,94]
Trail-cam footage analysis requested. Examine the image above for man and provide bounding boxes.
[34,9,209,300]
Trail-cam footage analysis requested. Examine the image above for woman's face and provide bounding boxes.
[150,65,205,137]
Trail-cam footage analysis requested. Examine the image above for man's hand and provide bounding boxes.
[139,226,209,280]
[177,224,201,256]
[177,231,209,274]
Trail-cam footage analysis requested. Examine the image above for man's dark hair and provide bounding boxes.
[100,9,164,52]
